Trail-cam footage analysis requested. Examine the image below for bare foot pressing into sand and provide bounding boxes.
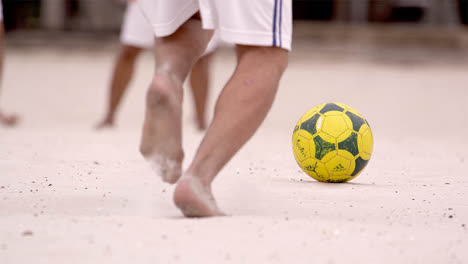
[174,175,224,217]
[0,111,19,127]
[139,73,184,184]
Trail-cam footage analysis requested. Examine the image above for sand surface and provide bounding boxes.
[1,31,468,263]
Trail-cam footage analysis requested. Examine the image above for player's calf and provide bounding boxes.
[140,72,184,184]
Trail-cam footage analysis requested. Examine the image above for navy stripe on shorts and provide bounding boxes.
[272,0,283,48]
[272,0,278,47]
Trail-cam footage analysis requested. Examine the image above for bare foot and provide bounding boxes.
[140,73,184,184]
[173,176,224,217]
[95,118,114,130]
[0,112,19,127]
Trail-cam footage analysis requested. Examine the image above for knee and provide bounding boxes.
[263,47,288,72]
[273,49,289,73]
[154,57,194,83]
[119,45,142,61]
[237,45,289,74]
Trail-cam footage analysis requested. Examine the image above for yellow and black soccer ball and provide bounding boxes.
[292,103,373,183]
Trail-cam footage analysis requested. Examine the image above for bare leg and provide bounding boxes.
[189,53,213,131]
[0,21,19,127]
[174,45,288,217]
[95,45,142,129]
[140,17,213,184]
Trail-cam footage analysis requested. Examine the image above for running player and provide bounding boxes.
[0,1,19,126]
[96,0,216,130]
[138,0,291,217]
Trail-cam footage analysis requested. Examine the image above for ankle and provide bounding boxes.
[184,169,213,187]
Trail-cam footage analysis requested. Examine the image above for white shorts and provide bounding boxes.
[121,2,219,54]
[138,0,292,51]
[120,2,155,48]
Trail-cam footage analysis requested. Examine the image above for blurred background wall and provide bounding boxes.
[2,0,468,32]
[3,0,124,31]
